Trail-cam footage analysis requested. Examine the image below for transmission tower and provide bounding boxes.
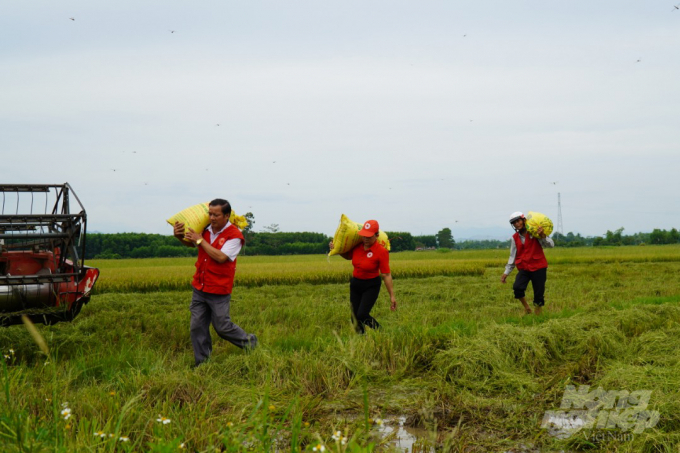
[556,192,564,235]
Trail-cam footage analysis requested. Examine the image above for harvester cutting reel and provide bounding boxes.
[0,184,99,326]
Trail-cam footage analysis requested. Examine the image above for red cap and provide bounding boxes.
[358,220,379,237]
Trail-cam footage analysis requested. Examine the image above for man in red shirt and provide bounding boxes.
[331,220,397,333]
[500,211,554,315]
[173,199,257,367]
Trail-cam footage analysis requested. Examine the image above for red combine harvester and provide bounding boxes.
[0,184,99,326]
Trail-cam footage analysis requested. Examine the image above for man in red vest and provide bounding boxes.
[173,199,257,367]
[500,211,554,315]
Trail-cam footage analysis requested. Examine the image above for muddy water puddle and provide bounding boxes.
[377,416,434,452]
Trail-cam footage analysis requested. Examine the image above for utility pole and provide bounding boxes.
[557,192,564,235]
[550,181,564,236]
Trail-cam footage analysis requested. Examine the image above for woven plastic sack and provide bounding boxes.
[167,203,248,240]
[329,214,390,256]
[526,211,553,239]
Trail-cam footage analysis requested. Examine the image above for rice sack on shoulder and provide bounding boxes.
[525,211,553,239]
[329,214,390,256]
[167,202,248,243]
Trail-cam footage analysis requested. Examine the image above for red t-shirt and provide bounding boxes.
[351,242,390,279]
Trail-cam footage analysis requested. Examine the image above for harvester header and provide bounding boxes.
[0,183,99,326]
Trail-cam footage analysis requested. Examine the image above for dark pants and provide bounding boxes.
[190,288,257,365]
[349,276,382,334]
[513,268,547,307]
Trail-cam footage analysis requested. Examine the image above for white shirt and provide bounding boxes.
[206,221,242,262]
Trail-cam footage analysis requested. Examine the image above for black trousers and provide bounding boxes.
[513,268,547,307]
[349,276,382,334]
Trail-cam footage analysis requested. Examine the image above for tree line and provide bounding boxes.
[84,232,335,259]
[84,227,680,259]
[85,233,197,259]
[550,228,680,247]
[86,231,424,259]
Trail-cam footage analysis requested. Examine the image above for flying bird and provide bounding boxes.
[636,58,642,63]
[673,4,679,11]
[69,17,75,21]
[216,124,220,126]
[551,181,558,185]
[169,30,175,33]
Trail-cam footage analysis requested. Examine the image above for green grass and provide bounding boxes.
[1,247,680,451]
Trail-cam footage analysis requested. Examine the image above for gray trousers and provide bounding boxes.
[190,288,257,365]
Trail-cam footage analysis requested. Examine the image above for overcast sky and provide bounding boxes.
[2,1,679,240]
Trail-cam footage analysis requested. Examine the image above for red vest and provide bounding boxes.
[513,232,548,272]
[192,224,244,295]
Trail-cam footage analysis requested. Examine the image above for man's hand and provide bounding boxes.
[329,241,334,250]
[390,296,397,311]
[173,221,186,239]
[184,227,203,245]
[500,274,508,284]
[537,226,546,239]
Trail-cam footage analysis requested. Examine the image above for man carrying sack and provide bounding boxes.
[500,211,554,315]
[173,198,257,367]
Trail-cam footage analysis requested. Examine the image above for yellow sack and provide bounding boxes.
[526,211,553,239]
[166,203,248,239]
[329,214,390,256]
